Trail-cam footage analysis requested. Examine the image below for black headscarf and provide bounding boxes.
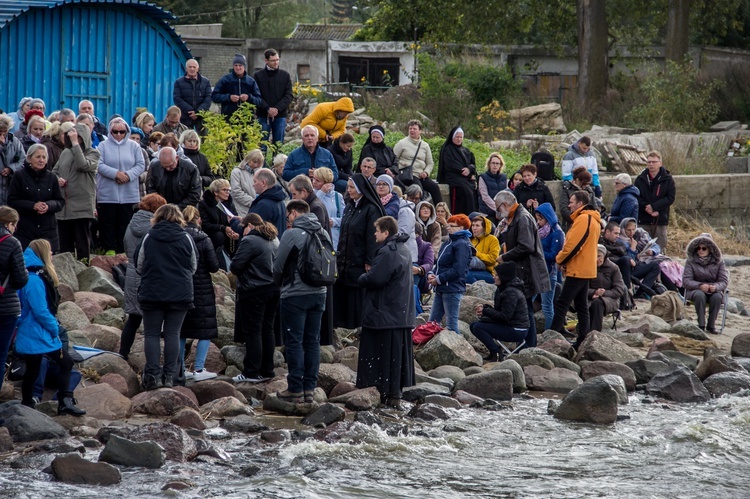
[437,126,473,184]
[363,125,386,150]
[350,173,386,217]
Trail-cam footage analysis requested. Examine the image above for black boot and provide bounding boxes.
[142,373,162,391]
[58,396,86,417]
[483,352,502,363]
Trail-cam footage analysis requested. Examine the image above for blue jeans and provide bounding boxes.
[259,116,287,149]
[33,358,82,400]
[539,270,558,331]
[466,270,494,284]
[281,293,326,393]
[0,314,18,392]
[429,292,463,333]
[180,338,211,372]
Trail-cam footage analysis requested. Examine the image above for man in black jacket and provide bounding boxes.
[253,49,293,148]
[634,150,675,251]
[146,147,201,209]
[173,59,212,132]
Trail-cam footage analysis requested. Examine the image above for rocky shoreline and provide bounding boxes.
[1,253,750,489]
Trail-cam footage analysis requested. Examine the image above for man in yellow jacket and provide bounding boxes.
[300,97,355,147]
[549,190,601,347]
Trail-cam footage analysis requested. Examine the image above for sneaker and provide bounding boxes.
[192,369,217,382]
[141,374,162,391]
[232,373,269,384]
[276,390,304,403]
[162,377,174,388]
[184,371,194,380]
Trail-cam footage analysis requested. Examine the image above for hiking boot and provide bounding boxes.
[483,352,502,363]
[141,374,162,391]
[276,390,303,403]
[162,377,174,388]
[58,396,86,417]
[304,390,315,403]
[21,399,36,409]
[192,369,218,382]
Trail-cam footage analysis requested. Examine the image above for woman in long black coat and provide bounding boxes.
[7,144,64,251]
[357,125,399,177]
[198,178,241,269]
[179,206,220,383]
[357,216,415,407]
[437,127,478,216]
[333,173,386,329]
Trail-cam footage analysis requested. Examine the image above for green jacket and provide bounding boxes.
[53,123,100,220]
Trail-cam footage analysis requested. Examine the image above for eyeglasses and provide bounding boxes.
[376,182,389,187]
[220,188,231,192]
[697,246,709,251]
[111,129,127,135]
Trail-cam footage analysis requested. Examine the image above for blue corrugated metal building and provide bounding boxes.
[0,0,191,121]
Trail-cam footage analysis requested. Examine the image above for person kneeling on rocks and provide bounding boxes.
[470,262,529,363]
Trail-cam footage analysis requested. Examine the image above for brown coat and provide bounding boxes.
[683,233,729,301]
[588,258,625,313]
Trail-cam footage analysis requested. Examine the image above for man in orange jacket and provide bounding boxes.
[549,190,601,347]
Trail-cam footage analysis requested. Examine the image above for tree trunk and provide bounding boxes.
[577,0,609,105]
[666,0,690,63]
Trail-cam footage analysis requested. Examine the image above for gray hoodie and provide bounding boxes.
[273,213,330,299]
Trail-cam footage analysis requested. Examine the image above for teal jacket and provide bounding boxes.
[15,247,61,355]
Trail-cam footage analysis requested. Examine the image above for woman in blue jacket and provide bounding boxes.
[428,214,472,334]
[534,203,564,330]
[16,239,85,416]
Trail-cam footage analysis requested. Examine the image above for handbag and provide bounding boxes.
[398,141,422,183]
[412,321,443,345]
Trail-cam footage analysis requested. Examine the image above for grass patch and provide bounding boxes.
[668,211,750,257]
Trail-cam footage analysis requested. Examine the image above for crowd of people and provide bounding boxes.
[0,50,729,409]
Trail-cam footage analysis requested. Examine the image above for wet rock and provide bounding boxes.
[75,383,132,419]
[168,408,206,430]
[427,365,466,384]
[99,373,129,397]
[537,339,576,360]
[507,352,555,370]
[91,308,125,330]
[329,381,357,398]
[646,365,710,403]
[523,348,581,374]
[316,364,356,395]
[454,370,513,401]
[123,423,198,462]
[525,366,583,394]
[32,438,85,454]
[79,354,140,396]
[131,388,199,416]
[52,253,86,291]
[408,403,450,422]
[647,337,678,356]
[424,394,462,409]
[464,280,496,301]
[414,371,454,389]
[415,330,482,371]
[401,383,451,403]
[547,400,559,414]
[452,390,484,405]
[162,481,193,491]
[694,355,747,381]
[200,396,253,418]
[554,377,619,424]
[51,453,121,485]
[333,387,380,411]
[56,415,101,432]
[57,301,91,331]
[332,346,359,372]
[733,357,750,372]
[81,324,121,352]
[262,393,317,416]
[220,415,268,433]
[595,374,629,404]
[0,402,68,442]
[731,333,750,357]
[98,434,165,469]
[302,403,346,427]
[190,380,247,405]
[492,359,526,393]
[581,361,637,392]
[703,372,750,397]
[625,359,671,384]
[77,266,124,306]
[574,331,641,364]
[670,320,710,341]
[354,411,383,426]
[261,430,290,443]
[648,350,699,371]
[0,428,13,452]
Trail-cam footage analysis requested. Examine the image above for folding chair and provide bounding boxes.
[495,339,526,357]
[610,310,622,330]
[682,289,729,333]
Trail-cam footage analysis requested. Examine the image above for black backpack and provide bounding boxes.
[530,152,557,181]
[297,228,337,287]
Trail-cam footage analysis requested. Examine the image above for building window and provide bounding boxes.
[297,64,311,83]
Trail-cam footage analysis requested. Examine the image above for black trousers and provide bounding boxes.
[97,203,134,254]
[58,218,93,261]
[237,289,279,378]
[22,347,74,404]
[589,297,606,333]
[632,261,661,289]
[550,276,590,346]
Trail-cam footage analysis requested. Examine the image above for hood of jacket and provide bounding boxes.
[686,232,722,263]
[292,212,323,232]
[535,202,559,228]
[399,198,415,211]
[416,201,436,226]
[106,118,131,146]
[619,185,639,197]
[333,97,354,113]
[23,246,44,269]
[202,188,219,207]
[639,166,672,183]
[185,223,210,244]
[472,215,493,238]
[148,220,188,243]
[257,183,287,203]
[449,229,472,241]
[70,123,93,150]
[500,276,525,292]
[129,209,154,239]
[619,217,637,232]
[567,142,593,157]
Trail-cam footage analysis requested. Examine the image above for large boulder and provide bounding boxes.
[648,350,699,371]
[79,354,140,396]
[185,341,226,375]
[622,314,672,334]
[327,387,381,411]
[52,253,86,291]
[427,365,466,384]
[117,422,198,462]
[301,403,346,427]
[91,308,125,330]
[580,361,637,392]
[57,301,91,331]
[492,359,526,393]
[332,346,359,372]
[694,355,747,381]
[402,382,452,402]
[408,403,451,421]
[524,366,583,394]
[453,370,513,401]
[574,331,641,364]
[199,396,253,418]
[464,281,496,301]
[190,380,246,405]
[647,337,678,356]
[507,352,555,370]
[74,383,132,419]
[731,333,750,357]
[554,376,619,424]
[537,339,576,360]
[317,364,356,395]
[703,372,750,397]
[169,408,207,430]
[89,254,127,274]
[458,296,492,326]
[646,365,711,403]
[262,393,317,416]
[508,102,566,134]
[0,402,68,442]
[414,330,482,371]
[595,374,629,404]
[81,324,121,353]
[216,303,235,329]
[131,389,199,416]
[77,267,124,306]
[522,348,581,374]
[414,371,454,389]
[670,320,710,341]
[625,359,671,384]
[75,290,118,309]
[98,434,165,469]
[51,453,121,485]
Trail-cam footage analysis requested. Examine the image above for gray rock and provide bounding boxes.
[191,380,247,405]
[453,370,513,401]
[648,350,700,371]
[214,326,236,349]
[123,423,198,462]
[414,371,454,389]
[723,255,750,267]
[414,330,482,371]
[453,390,485,405]
[703,372,750,397]
[507,352,555,370]
[91,308,125,330]
[646,365,711,403]
[606,331,647,348]
[726,296,748,316]
[408,403,450,421]
[523,348,581,374]
[731,333,750,358]
[81,324,121,352]
[537,329,568,344]
[625,359,671,384]
[51,453,121,485]
[220,415,268,433]
[57,301,91,331]
[574,331,641,364]
[98,434,165,469]
[537,339,576,360]
[401,382,451,402]
[301,403,346,427]
[733,357,750,372]
[52,253,86,291]
[200,396,253,418]
[492,359,526,393]
[131,389,199,416]
[458,296,492,326]
[423,394,462,409]
[332,346,359,372]
[262,394,317,416]
[458,321,490,357]
[260,429,290,443]
[595,374,629,404]
[525,367,583,394]
[0,402,68,442]
[647,337,678,355]
[79,353,140,397]
[694,355,747,381]
[670,320,710,341]
[623,314,672,334]
[463,366,485,376]
[464,280,496,301]
[554,377,619,424]
[31,438,85,454]
[216,303,235,329]
[354,411,384,426]
[317,364,356,395]
[168,408,207,430]
[581,361,637,392]
[427,365,466,384]
[77,267,124,306]
[221,345,245,370]
[319,345,335,364]
[74,383,132,419]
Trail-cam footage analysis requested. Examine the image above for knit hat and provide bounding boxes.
[597,244,607,256]
[376,174,393,192]
[233,53,247,67]
[129,126,145,139]
[24,109,44,124]
[495,262,517,283]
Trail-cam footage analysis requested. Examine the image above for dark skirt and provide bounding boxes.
[356,326,415,398]
[333,282,365,329]
[450,184,478,216]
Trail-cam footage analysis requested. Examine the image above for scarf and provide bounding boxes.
[695,254,713,266]
[380,193,393,206]
[538,223,552,240]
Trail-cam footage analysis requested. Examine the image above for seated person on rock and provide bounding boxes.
[682,233,729,334]
[466,214,500,284]
[469,262,529,363]
[617,218,662,298]
[589,245,626,333]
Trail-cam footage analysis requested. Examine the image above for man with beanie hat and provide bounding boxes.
[588,244,625,333]
[470,261,530,363]
[211,53,262,119]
